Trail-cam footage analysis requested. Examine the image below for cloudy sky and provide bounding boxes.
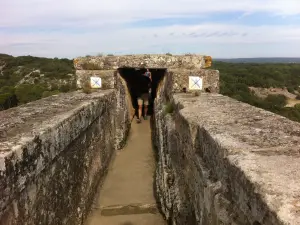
[1,0,300,58]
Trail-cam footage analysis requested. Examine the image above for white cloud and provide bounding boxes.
[1,0,300,57]
[1,23,300,58]
[1,0,300,27]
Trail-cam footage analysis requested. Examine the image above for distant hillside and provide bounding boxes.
[0,54,76,110]
[211,61,300,122]
[214,57,300,64]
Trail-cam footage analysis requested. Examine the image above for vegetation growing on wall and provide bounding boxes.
[212,61,300,122]
[82,82,92,94]
[164,101,175,115]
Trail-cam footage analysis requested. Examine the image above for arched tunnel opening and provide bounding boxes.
[118,68,166,116]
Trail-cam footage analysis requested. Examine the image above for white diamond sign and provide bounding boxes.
[90,77,102,88]
[189,76,202,90]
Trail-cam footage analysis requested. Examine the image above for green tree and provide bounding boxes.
[59,84,71,93]
[15,84,46,104]
[42,90,60,98]
[294,104,300,111]
[264,94,287,110]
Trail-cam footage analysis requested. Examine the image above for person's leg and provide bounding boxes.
[143,94,149,120]
[137,98,143,123]
[144,105,148,119]
[138,105,143,120]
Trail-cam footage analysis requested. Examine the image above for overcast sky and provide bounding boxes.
[1,0,300,58]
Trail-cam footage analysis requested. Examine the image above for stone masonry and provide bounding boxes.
[74,54,212,71]
[0,74,131,225]
[153,71,300,225]
[74,54,217,95]
[0,54,215,225]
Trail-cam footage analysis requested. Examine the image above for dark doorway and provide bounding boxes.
[118,68,166,116]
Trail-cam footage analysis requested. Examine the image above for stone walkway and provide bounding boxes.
[85,120,166,225]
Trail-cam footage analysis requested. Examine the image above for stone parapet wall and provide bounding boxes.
[153,75,300,224]
[74,54,211,71]
[76,68,220,94]
[0,86,130,224]
[74,54,218,94]
[114,74,133,149]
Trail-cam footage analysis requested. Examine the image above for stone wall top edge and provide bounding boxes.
[76,69,116,73]
[75,54,207,60]
[74,54,212,70]
[173,93,300,154]
[172,93,300,224]
[0,90,113,156]
[167,68,219,72]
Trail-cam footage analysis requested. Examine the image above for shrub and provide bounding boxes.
[42,90,60,98]
[0,86,15,95]
[82,82,92,94]
[31,71,40,78]
[15,84,46,104]
[50,84,59,91]
[194,91,201,96]
[264,94,287,110]
[59,84,70,93]
[164,102,174,114]
[287,86,294,93]
[0,93,11,104]
[294,104,300,110]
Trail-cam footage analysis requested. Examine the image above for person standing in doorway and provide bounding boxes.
[144,68,152,100]
[144,68,152,81]
[136,70,152,123]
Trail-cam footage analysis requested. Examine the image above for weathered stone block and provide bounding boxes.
[0,87,130,224]
[76,70,115,89]
[169,69,219,94]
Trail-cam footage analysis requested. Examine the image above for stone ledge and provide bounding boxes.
[174,93,300,224]
[74,54,210,70]
[0,90,113,153]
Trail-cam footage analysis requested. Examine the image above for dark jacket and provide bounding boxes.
[136,75,151,97]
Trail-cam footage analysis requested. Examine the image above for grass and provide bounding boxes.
[194,91,201,96]
[164,102,174,114]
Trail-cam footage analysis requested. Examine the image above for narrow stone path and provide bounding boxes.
[85,120,166,225]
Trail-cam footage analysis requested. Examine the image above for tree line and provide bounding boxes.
[1,55,300,124]
[211,61,300,122]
